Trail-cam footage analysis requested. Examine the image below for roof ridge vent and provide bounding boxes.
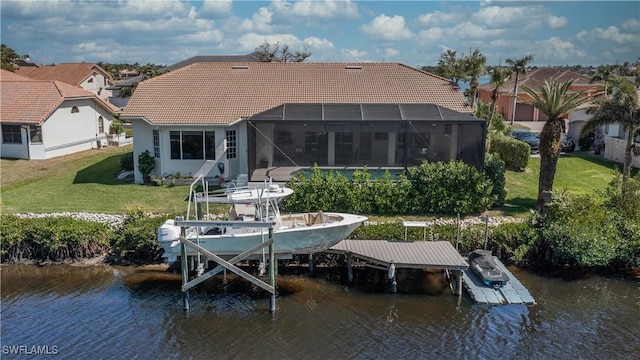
[232,65,249,69]
[345,65,362,70]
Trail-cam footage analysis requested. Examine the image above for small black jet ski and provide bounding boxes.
[468,250,509,290]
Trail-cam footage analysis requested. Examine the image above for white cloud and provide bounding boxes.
[622,18,640,32]
[472,6,531,28]
[303,37,335,50]
[577,25,640,46]
[239,6,274,33]
[546,15,567,29]
[340,48,369,62]
[536,37,585,62]
[417,11,462,27]
[200,0,233,17]
[417,27,444,43]
[384,48,398,57]
[361,14,414,41]
[271,0,359,19]
[177,29,224,44]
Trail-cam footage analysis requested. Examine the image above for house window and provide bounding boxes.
[153,130,160,158]
[29,125,42,143]
[2,125,22,144]
[204,131,215,160]
[98,116,104,134]
[170,130,215,160]
[71,106,79,113]
[226,130,237,159]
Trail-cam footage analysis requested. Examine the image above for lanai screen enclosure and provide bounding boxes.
[247,103,486,175]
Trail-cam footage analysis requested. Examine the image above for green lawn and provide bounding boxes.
[1,147,628,217]
[499,152,625,216]
[1,146,209,214]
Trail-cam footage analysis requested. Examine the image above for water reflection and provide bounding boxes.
[1,264,639,359]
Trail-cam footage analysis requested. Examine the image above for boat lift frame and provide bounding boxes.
[175,218,278,312]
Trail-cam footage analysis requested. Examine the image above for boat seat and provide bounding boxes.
[305,211,326,226]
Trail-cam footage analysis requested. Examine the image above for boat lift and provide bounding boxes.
[174,218,278,312]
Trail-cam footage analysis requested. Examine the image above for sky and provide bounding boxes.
[1,0,639,68]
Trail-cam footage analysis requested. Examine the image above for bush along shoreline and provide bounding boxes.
[2,205,638,273]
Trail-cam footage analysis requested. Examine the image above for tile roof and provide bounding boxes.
[112,52,262,88]
[121,62,470,125]
[1,70,118,125]
[22,63,114,86]
[478,67,600,94]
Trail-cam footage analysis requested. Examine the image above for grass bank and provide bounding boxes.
[0,147,626,217]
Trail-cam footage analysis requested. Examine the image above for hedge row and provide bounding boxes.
[282,159,504,215]
[0,210,169,263]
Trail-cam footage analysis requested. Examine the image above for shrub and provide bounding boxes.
[109,119,125,134]
[406,160,493,214]
[137,150,155,184]
[484,153,507,206]
[120,152,134,171]
[111,209,169,263]
[283,162,494,216]
[0,215,112,262]
[489,133,530,171]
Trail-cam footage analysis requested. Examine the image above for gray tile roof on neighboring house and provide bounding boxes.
[111,52,262,88]
[478,67,600,94]
[121,62,470,125]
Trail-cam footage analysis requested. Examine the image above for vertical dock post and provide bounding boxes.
[346,252,353,286]
[178,216,190,311]
[268,227,276,312]
[309,252,316,277]
[456,213,460,251]
[457,270,463,296]
[483,215,489,250]
[388,262,397,293]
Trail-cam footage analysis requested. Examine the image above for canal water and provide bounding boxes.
[1,264,639,359]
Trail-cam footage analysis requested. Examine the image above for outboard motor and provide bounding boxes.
[157,219,181,263]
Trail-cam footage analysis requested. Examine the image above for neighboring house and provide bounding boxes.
[13,57,40,76]
[21,63,115,101]
[120,62,486,184]
[477,68,603,126]
[0,70,119,159]
[108,53,262,108]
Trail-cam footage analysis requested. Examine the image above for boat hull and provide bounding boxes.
[159,213,366,262]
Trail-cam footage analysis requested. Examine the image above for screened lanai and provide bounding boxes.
[246,103,486,178]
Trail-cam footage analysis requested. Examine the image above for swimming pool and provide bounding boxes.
[291,167,406,180]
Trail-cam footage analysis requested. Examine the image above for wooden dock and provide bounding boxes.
[327,239,535,305]
[462,256,536,305]
[327,240,468,295]
[329,240,467,270]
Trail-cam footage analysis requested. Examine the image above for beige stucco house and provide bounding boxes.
[120,62,486,184]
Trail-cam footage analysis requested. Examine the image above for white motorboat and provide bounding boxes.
[158,181,367,263]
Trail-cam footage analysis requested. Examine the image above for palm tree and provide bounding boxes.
[590,65,615,96]
[506,54,534,125]
[488,66,512,128]
[522,78,593,210]
[464,49,487,110]
[582,76,640,195]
